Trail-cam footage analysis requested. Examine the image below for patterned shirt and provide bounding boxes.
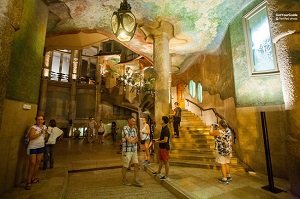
[122,125,138,152]
[215,128,232,156]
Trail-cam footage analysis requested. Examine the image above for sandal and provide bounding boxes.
[31,178,40,184]
[24,183,31,190]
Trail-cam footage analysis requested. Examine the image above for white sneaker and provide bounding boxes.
[122,179,131,186]
[133,179,144,187]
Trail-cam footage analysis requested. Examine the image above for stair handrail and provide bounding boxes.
[185,98,236,143]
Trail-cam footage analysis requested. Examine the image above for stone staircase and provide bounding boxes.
[169,110,246,173]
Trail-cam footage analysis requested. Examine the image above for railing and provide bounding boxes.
[185,98,236,143]
[50,71,69,81]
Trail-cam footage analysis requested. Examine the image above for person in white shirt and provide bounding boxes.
[98,120,105,143]
[43,119,63,170]
[25,115,47,190]
[87,117,97,143]
[140,117,151,164]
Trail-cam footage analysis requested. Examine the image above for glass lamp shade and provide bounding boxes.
[111,10,137,42]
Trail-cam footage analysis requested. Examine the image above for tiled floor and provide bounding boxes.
[1,138,297,199]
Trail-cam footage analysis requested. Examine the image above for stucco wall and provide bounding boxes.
[0,0,48,194]
[0,0,23,129]
[229,0,287,178]
[0,100,37,193]
[229,0,284,107]
[46,84,70,124]
[173,30,235,100]
[6,0,48,103]
[235,106,287,177]
[76,88,96,119]
[172,30,237,129]
[173,0,288,178]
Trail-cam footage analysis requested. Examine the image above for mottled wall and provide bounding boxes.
[229,0,287,178]
[235,106,287,177]
[173,31,235,100]
[6,0,48,103]
[0,0,48,194]
[229,0,284,107]
[0,0,23,130]
[46,84,70,125]
[76,87,96,119]
[172,31,236,128]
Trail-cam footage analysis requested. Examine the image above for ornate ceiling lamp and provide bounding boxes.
[111,0,137,42]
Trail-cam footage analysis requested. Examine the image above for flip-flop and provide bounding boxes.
[31,178,40,184]
[25,183,31,190]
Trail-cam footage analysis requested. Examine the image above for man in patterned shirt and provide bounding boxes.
[209,119,232,184]
[121,116,144,186]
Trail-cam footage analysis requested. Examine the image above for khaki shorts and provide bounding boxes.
[216,153,231,164]
[122,151,139,168]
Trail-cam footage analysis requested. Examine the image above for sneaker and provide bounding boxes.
[133,179,144,187]
[122,179,131,186]
[227,176,232,182]
[24,183,31,190]
[218,178,229,184]
[152,171,160,175]
[160,176,168,180]
[145,160,151,165]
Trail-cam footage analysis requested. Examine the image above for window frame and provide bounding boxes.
[189,80,196,98]
[197,82,203,103]
[242,1,279,76]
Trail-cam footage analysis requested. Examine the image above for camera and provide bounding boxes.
[211,123,218,128]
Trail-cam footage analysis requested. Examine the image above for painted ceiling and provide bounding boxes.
[46,0,253,72]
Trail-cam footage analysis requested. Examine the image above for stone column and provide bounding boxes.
[96,56,104,121]
[38,51,51,115]
[267,1,300,196]
[69,50,79,124]
[152,21,174,134]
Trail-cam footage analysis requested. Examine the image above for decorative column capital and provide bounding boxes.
[138,20,174,42]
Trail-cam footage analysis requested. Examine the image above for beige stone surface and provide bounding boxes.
[1,138,296,199]
[0,99,37,193]
[236,107,288,178]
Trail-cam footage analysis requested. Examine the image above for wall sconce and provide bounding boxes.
[43,68,49,77]
[72,74,77,80]
[111,0,137,42]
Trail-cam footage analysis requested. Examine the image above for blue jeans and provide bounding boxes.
[43,144,54,169]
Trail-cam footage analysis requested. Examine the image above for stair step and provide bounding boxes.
[171,149,215,154]
[181,127,210,130]
[171,144,215,150]
[170,154,238,164]
[169,160,246,172]
[172,139,215,144]
[169,109,247,172]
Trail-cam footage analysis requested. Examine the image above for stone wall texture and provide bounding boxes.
[229,0,284,107]
[6,0,48,103]
[0,0,48,194]
[172,0,288,178]
[229,0,288,178]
